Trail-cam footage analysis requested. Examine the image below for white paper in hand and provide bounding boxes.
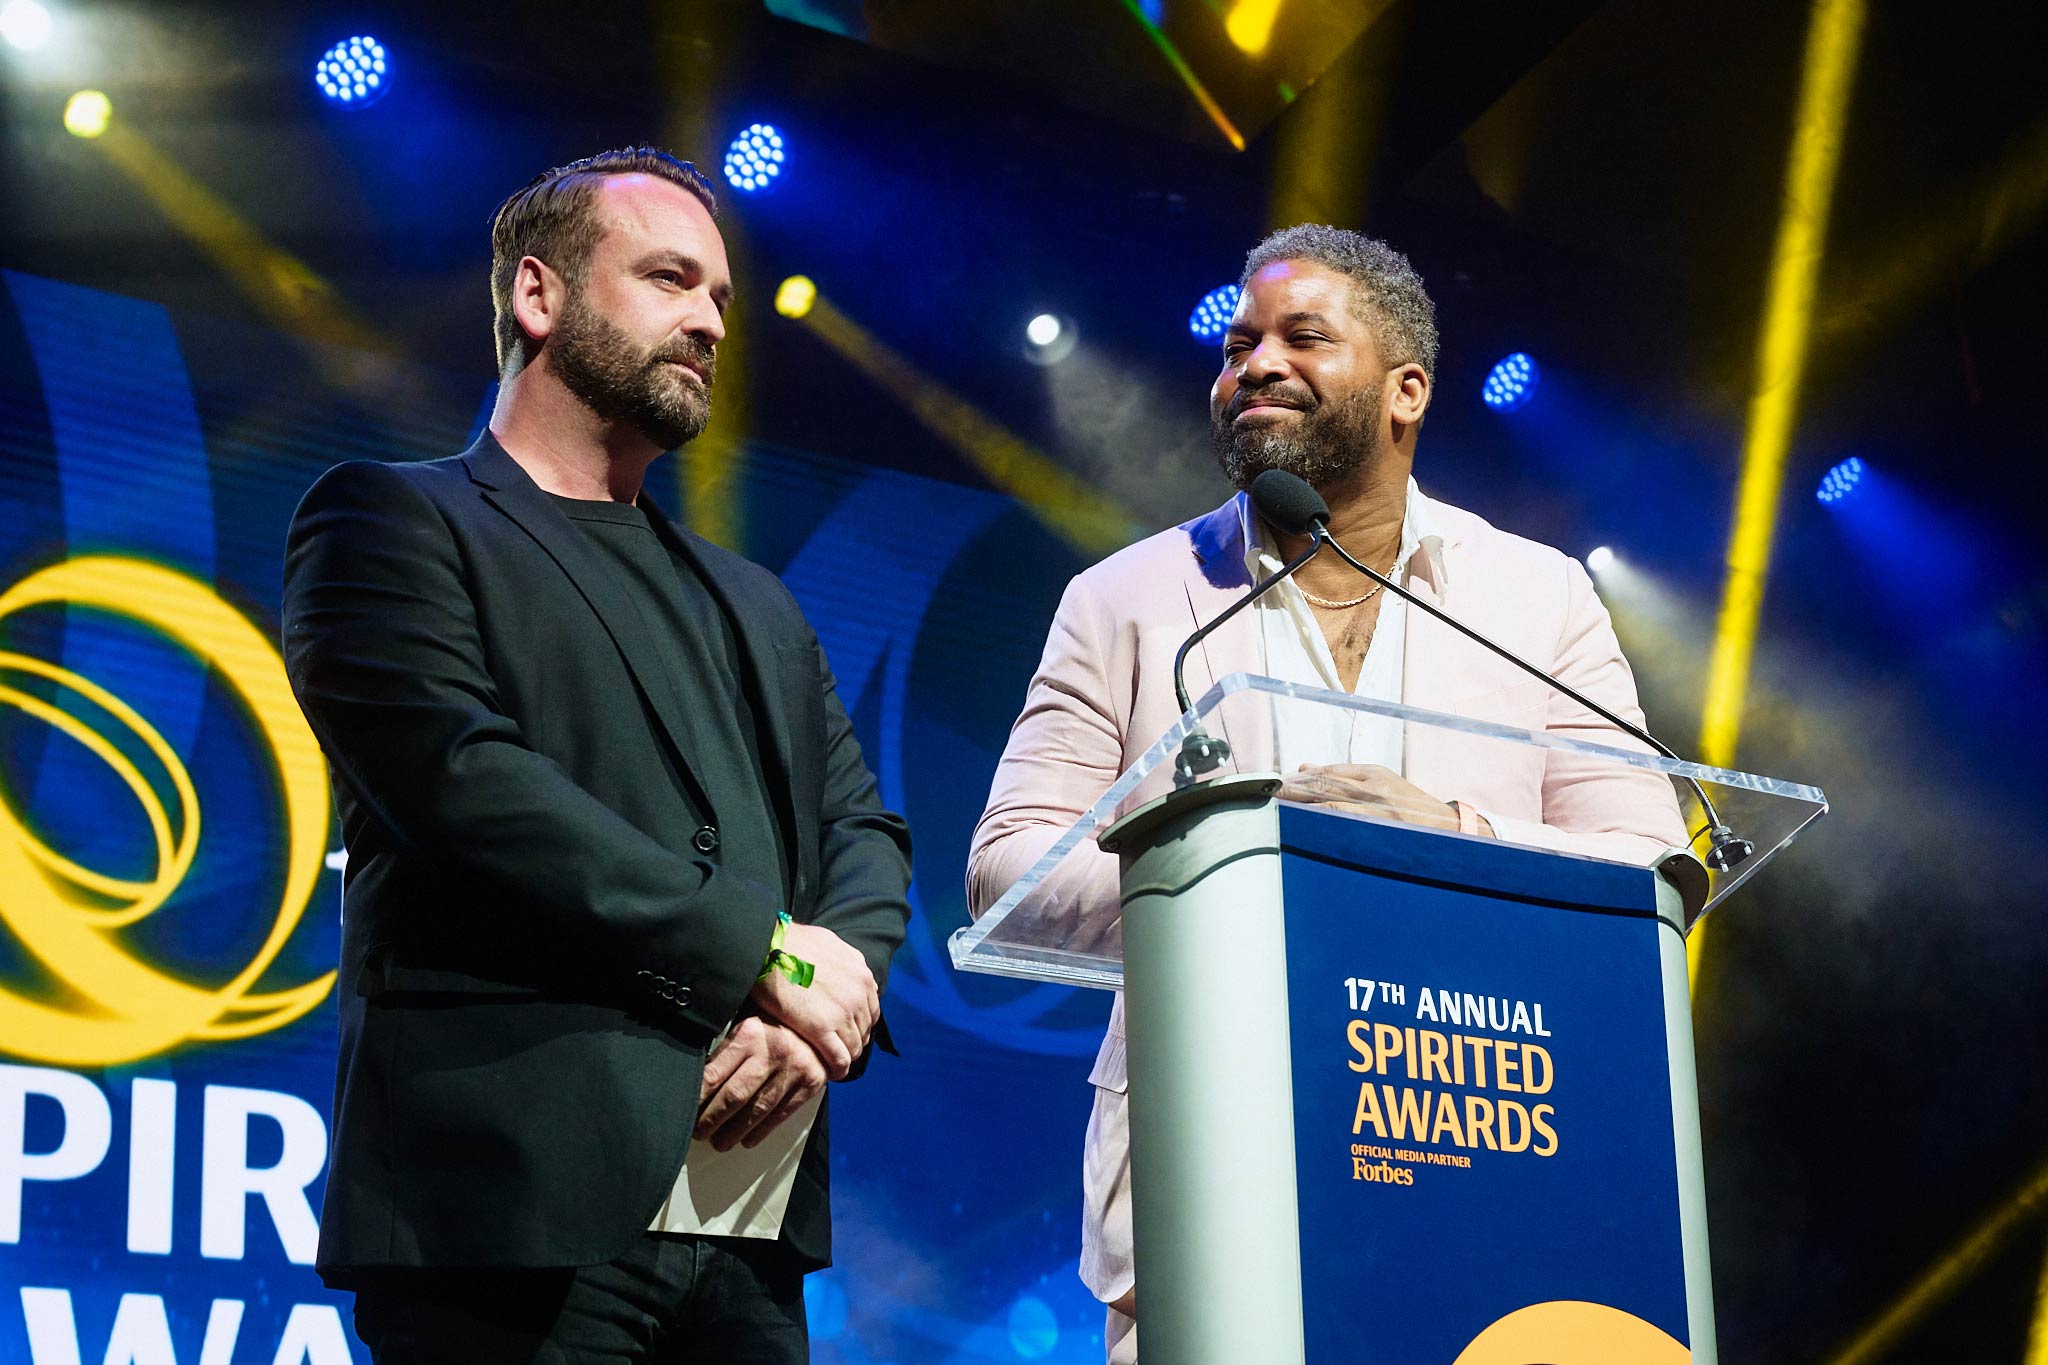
[648,1081,822,1239]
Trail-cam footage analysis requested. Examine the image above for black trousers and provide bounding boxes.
[350,1234,809,1364]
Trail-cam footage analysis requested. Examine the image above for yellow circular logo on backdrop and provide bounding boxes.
[0,556,335,1067]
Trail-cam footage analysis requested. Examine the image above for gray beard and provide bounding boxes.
[550,293,713,451]
[1211,384,1381,492]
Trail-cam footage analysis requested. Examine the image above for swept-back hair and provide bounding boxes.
[488,146,716,370]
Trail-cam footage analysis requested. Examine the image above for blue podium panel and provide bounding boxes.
[1278,804,1691,1363]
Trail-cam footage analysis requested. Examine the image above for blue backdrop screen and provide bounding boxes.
[0,271,1116,1365]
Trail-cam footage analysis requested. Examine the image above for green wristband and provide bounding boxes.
[757,911,814,988]
[771,951,815,989]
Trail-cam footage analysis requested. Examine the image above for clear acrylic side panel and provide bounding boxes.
[939,701,1196,990]
[949,673,1827,989]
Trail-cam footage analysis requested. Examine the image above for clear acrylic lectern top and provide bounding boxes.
[950,672,1827,991]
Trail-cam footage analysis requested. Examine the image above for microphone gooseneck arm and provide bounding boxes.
[1173,538,1325,716]
[1316,532,1753,871]
[1168,536,1326,786]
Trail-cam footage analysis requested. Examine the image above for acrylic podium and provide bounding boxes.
[951,674,1826,1365]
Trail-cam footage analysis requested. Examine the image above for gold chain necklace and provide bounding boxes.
[1301,583,1381,610]
[1300,557,1403,610]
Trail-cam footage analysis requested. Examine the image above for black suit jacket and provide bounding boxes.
[280,434,912,1284]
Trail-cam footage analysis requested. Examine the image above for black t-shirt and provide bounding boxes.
[547,494,789,905]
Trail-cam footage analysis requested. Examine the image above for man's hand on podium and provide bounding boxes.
[749,922,879,1081]
[696,1014,828,1151]
[1280,763,1494,837]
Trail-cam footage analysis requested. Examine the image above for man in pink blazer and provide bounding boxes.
[968,226,1693,1363]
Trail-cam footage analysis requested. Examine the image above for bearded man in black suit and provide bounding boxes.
[281,146,912,1363]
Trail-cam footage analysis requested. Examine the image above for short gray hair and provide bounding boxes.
[1240,225,1438,380]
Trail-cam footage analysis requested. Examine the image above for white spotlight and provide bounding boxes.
[1585,546,1615,574]
[1022,312,1077,366]
[1,0,53,51]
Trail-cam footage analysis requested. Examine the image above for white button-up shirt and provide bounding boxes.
[1237,476,1450,778]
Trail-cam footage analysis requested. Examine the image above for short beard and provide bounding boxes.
[549,290,714,451]
[1211,384,1381,492]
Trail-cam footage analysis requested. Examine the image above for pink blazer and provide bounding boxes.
[968,489,1690,1069]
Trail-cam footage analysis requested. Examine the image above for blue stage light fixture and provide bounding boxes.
[1188,283,1241,343]
[723,123,785,193]
[1481,352,1539,411]
[1816,456,1865,505]
[315,35,389,107]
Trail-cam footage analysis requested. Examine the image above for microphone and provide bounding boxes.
[1253,470,1752,872]
[1169,471,1332,785]
[1245,467,1331,542]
